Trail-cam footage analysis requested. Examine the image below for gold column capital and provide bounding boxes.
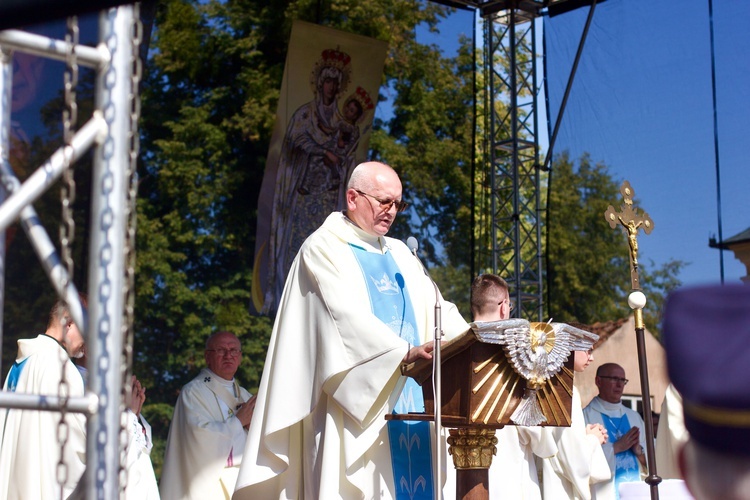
[447,427,498,470]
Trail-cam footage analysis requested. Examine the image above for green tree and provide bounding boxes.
[546,152,684,333]
[136,0,470,474]
[136,0,279,471]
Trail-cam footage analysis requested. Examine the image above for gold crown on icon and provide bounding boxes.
[341,86,375,125]
[310,46,352,95]
[350,86,374,111]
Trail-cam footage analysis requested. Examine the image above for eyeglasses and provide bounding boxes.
[599,375,628,385]
[206,348,241,357]
[499,298,514,312]
[354,189,408,213]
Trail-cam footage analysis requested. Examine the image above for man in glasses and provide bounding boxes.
[470,273,560,499]
[235,161,469,499]
[583,362,647,498]
[161,331,256,499]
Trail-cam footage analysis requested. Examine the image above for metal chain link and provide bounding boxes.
[119,4,143,497]
[57,15,79,498]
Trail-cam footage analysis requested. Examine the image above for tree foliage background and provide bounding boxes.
[135,0,477,475]
[545,152,684,330]
[1,0,683,479]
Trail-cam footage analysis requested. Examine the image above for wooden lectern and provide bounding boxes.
[396,324,575,500]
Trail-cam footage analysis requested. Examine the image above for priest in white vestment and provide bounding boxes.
[234,161,469,499]
[0,301,87,500]
[0,298,161,500]
[583,363,647,499]
[541,348,611,500]
[160,331,255,500]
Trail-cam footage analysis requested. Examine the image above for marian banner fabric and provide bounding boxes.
[251,20,387,316]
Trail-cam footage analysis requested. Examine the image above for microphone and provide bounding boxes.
[405,235,438,308]
[406,236,418,255]
[406,236,431,279]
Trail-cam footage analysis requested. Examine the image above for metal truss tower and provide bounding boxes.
[440,0,557,320]
[482,4,544,321]
[435,0,596,321]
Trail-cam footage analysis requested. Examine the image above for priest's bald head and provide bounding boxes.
[345,161,408,237]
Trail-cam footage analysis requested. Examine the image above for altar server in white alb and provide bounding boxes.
[0,297,160,500]
[540,328,611,500]
[160,331,256,500]
[234,161,469,499]
[469,273,559,500]
[0,298,88,499]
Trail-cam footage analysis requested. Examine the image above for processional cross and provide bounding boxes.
[604,180,662,499]
[604,181,654,290]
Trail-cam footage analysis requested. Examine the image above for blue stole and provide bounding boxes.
[6,358,29,392]
[601,413,641,498]
[349,243,434,500]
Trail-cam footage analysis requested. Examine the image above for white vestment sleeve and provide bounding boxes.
[543,387,611,500]
[655,384,687,480]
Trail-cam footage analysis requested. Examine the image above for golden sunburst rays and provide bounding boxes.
[542,382,572,426]
[468,352,573,426]
[529,321,556,354]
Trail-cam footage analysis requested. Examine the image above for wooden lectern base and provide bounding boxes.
[447,427,497,500]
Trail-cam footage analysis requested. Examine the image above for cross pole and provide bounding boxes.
[604,181,661,499]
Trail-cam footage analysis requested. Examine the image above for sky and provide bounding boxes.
[408,0,749,289]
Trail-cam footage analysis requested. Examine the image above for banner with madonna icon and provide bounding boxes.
[251,20,387,315]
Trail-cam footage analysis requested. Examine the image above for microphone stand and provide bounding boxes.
[431,281,442,500]
[408,238,443,499]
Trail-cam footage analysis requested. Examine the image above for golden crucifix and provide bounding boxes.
[604,181,654,290]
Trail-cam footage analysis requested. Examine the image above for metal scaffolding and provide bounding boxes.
[442,0,549,320]
[439,0,602,322]
[0,4,139,498]
[483,5,544,321]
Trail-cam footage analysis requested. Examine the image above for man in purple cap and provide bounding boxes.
[662,283,750,500]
